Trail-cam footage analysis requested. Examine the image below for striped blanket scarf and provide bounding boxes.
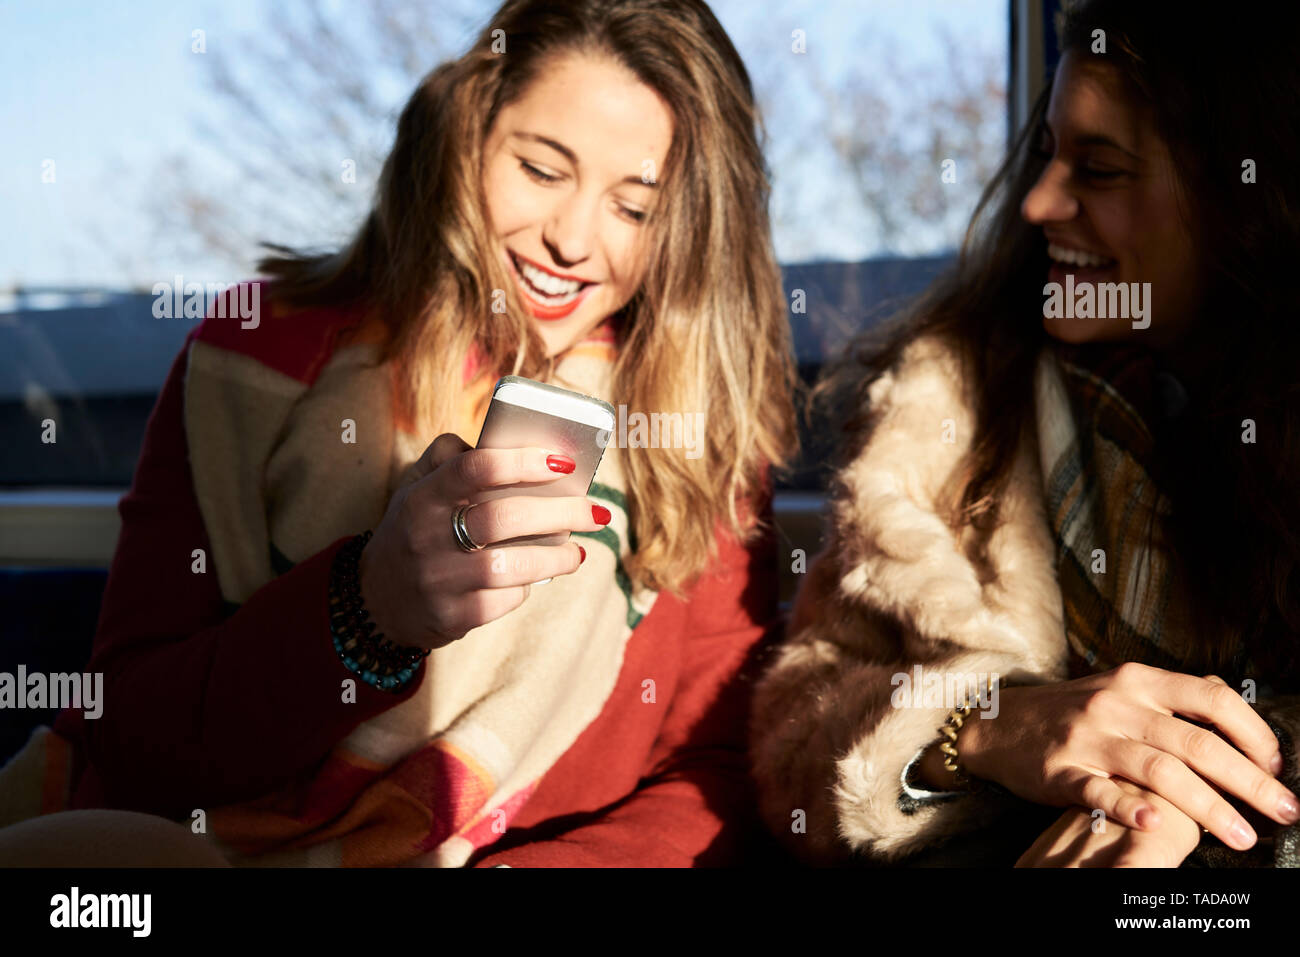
[0,296,658,866]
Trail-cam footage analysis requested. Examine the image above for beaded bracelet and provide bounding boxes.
[329,530,429,693]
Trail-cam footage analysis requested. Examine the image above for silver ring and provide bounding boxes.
[451,503,483,552]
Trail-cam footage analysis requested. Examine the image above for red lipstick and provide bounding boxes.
[505,249,598,321]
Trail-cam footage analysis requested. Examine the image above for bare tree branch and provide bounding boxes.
[130,1,1004,282]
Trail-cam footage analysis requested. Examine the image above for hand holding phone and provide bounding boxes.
[472,376,615,580]
[357,377,615,651]
[472,375,614,537]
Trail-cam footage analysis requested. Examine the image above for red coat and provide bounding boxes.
[52,311,784,867]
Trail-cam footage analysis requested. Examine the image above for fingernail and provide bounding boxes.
[578,545,586,564]
[592,504,611,525]
[547,454,576,474]
[1271,751,1285,775]
[1230,820,1256,849]
[1135,806,1157,829]
[1279,792,1300,823]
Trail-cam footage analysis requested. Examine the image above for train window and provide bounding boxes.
[1,1,1016,590]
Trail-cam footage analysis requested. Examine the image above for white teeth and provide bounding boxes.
[1048,242,1115,268]
[514,255,582,301]
[524,284,580,306]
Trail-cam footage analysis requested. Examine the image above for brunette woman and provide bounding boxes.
[751,0,1300,867]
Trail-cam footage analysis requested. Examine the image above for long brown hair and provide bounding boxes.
[816,0,1300,681]
[257,0,798,596]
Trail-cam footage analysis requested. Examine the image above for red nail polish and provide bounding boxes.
[547,454,576,474]
[578,545,586,564]
[592,504,611,525]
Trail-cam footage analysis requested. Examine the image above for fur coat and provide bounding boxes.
[748,333,1300,866]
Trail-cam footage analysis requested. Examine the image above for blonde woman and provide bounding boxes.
[750,0,1300,868]
[0,0,796,867]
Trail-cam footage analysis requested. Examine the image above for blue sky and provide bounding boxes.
[1,0,1007,289]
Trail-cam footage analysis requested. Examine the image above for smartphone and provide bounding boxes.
[471,376,616,573]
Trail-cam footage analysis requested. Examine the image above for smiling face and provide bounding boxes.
[481,51,674,357]
[1021,50,1200,347]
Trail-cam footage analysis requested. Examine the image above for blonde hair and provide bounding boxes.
[259,0,798,596]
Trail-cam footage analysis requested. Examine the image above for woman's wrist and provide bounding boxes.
[916,720,986,792]
[914,686,1009,791]
[355,534,393,643]
[329,531,429,692]
[952,697,996,782]
[915,739,962,792]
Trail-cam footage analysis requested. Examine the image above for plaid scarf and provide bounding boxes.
[1034,343,1300,868]
[1036,343,1203,680]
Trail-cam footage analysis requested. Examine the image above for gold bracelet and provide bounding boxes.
[936,676,998,787]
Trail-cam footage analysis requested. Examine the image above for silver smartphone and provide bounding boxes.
[471,376,617,567]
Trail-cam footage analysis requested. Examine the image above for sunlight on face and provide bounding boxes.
[1021,50,1199,347]
[481,51,674,357]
